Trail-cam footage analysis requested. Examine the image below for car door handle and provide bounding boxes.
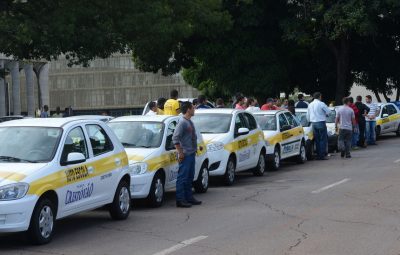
[115,158,121,166]
[87,166,94,174]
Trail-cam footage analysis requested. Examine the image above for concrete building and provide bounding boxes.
[1,53,199,116]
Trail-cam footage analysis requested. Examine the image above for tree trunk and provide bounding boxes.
[396,87,400,101]
[382,92,390,102]
[373,90,382,102]
[325,36,350,105]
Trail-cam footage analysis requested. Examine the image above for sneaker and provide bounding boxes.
[176,201,192,208]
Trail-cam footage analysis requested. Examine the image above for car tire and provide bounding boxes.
[268,147,280,171]
[396,124,400,137]
[223,157,236,186]
[147,172,164,207]
[194,162,209,193]
[28,197,56,245]
[296,142,307,164]
[109,179,131,220]
[306,140,314,160]
[253,152,266,176]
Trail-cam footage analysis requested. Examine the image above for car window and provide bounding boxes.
[387,105,397,115]
[85,125,114,156]
[381,106,388,116]
[61,127,88,163]
[166,121,177,150]
[294,112,310,127]
[235,114,246,134]
[192,114,231,133]
[254,115,277,131]
[278,114,289,129]
[284,112,299,127]
[326,110,336,123]
[243,113,258,130]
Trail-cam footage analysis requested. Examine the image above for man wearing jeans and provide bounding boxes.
[307,92,331,160]
[336,97,356,158]
[172,101,202,208]
[365,95,380,145]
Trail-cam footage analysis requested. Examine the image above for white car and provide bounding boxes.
[191,109,267,186]
[295,109,315,160]
[0,118,131,244]
[108,115,209,207]
[253,110,307,170]
[376,103,400,137]
[67,115,114,122]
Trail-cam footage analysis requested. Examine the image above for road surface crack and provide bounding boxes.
[285,219,308,255]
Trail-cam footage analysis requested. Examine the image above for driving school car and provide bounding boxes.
[295,109,314,160]
[0,118,131,244]
[108,115,209,207]
[375,103,400,137]
[253,110,307,170]
[191,109,267,186]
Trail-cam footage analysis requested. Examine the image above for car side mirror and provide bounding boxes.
[61,152,86,166]
[382,113,389,118]
[280,125,292,132]
[237,127,250,136]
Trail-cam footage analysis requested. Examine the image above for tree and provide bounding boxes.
[284,0,386,104]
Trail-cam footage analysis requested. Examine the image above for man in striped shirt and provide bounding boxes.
[365,95,380,145]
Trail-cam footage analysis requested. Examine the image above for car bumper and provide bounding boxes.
[207,150,229,176]
[130,172,155,199]
[265,145,275,162]
[0,195,37,233]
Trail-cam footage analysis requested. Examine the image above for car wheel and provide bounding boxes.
[109,179,131,220]
[396,124,400,137]
[296,142,307,164]
[306,140,314,160]
[268,147,280,171]
[147,172,164,207]
[253,152,266,176]
[28,198,56,245]
[223,157,236,186]
[194,162,209,193]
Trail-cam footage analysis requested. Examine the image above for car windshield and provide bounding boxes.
[108,121,164,148]
[192,114,232,134]
[0,127,62,163]
[254,115,277,131]
[295,112,310,127]
[326,110,336,123]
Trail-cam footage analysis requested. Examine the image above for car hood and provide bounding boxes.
[125,148,159,163]
[0,163,48,186]
[202,133,229,144]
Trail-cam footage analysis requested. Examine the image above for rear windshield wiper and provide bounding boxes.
[0,156,38,163]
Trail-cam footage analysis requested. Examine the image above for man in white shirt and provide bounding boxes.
[365,95,380,145]
[307,92,331,160]
[146,101,158,116]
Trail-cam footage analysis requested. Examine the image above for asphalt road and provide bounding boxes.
[1,134,400,255]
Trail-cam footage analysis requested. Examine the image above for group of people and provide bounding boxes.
[308,92,379,160]
[37,105,73,118]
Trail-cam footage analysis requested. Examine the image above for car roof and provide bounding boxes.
[0,118,98,128]
[252,110,286,115]
[193,108,241,115]
[66,115,114,120]
[294,108,307,113]
[109,115,177,123]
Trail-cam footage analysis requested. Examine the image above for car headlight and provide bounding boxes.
[129,162,148,175]
[0,183,29,201]
[207,142,224,152]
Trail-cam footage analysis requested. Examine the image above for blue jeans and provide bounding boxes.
[176,153,195,202]
[365,121,376,145]
[352,124,359,147]
[312,121,328,159]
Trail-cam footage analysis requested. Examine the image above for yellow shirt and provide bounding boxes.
[157,108,164,115]
[163,99,180,115]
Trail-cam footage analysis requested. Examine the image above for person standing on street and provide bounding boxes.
[365,95,380,145]
[40,105,50,118]
[348,97,360,149]
[245,98,260,112]
[307,92,331,160]
[52,106,63,118]
[196,95,211,109]
[234,94,246,110]
[354,95,369,148]
[287,99,296,115]
[146,102,158,116]
[157,97,166,115]
[172,101,202,208]
[164,90,180,116]
[336,97,356,158]
[216,98,225,108]
[295,94,309,108]
[261,98,279,110]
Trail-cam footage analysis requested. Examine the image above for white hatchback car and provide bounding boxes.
[108,115,209,207]
[192,109,267,186]
[0,118,131,244]
[375,103,400,137]
[253,110,307,170]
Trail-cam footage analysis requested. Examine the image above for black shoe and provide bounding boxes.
[176,201,192,208]
[346,155,351,158]
[317,156,329,160]
[188,198,202,205]
[341,151,345,158]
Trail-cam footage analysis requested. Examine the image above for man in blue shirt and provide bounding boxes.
[295,94,309,108]
[196,95,211,109]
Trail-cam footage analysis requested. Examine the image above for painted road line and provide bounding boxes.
[311,178,351,194]
[152,236,208,255]
[394,159,400,164]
